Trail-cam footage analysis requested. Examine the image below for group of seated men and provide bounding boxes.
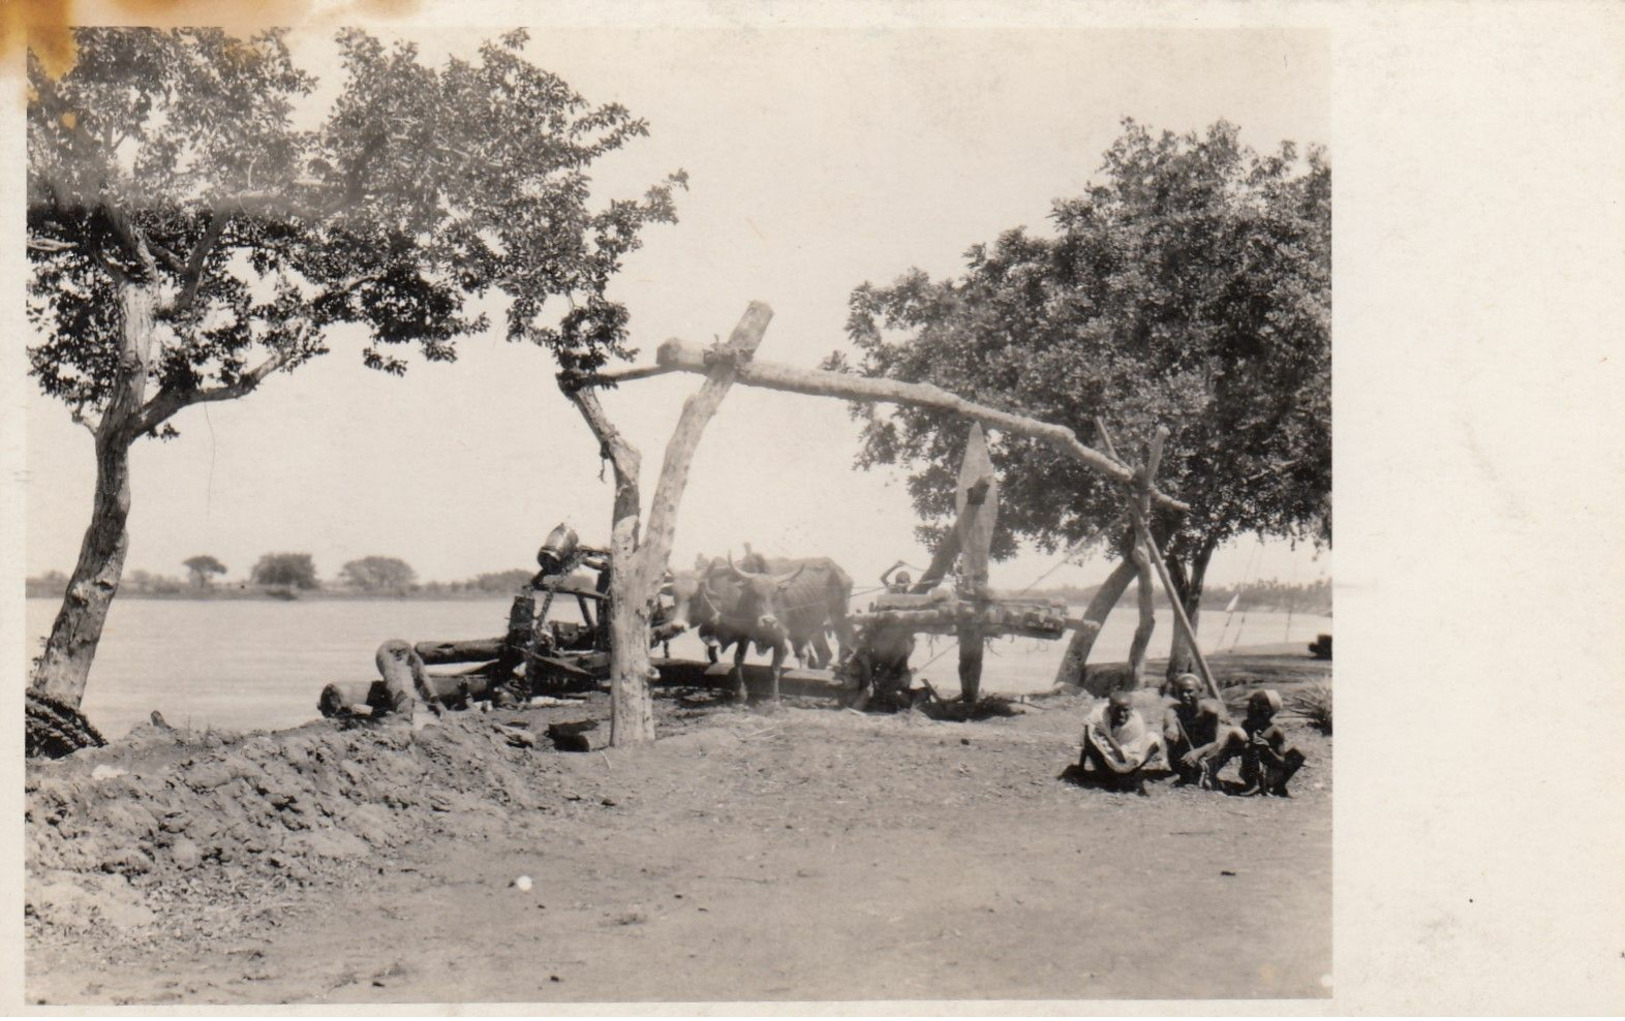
[1076,673,1307,796]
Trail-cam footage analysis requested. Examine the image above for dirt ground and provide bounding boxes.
[25,657,1332,1006]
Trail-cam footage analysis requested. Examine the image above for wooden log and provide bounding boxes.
[625,339,1189,513]
[869,591,942,611]
[538,574,605,598]
[414,638,506,665]
[319,670,500,717]
[648,657,850,699]
[375,640,434,717]
[851,604,1067,633]
[546,719,605,753]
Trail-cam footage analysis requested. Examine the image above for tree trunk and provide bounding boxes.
[1125,540,1156,687]
[31,279,159,710]
[1164,538,1217,682]
[564,385,654,746]
[31,434,136,707]
[606,515,655,744]
[1051,555,1137,688]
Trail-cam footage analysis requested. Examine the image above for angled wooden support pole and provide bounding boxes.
[1096,422,1221,701]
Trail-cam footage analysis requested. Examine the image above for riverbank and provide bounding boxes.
[25,653,1331,1006]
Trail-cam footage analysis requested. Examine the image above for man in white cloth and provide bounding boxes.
[1077,690,1167,792]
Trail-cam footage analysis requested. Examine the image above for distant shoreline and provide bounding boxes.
[23,588,519,602]
[23,589,1331,617]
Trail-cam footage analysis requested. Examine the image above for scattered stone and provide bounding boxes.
[547,720,603,753]
[170,838,202,871]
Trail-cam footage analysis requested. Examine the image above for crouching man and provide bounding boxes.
[1077,691,1168,792]
[1227,689,1307,796]
[1163,673,1247,789]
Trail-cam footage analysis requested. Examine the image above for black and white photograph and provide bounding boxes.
[5,1,1622,1014]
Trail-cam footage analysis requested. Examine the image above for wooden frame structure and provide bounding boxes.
[561,302,1224,745]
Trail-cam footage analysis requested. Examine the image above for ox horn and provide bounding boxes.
[726,550,758,580]
[774,563,805,589]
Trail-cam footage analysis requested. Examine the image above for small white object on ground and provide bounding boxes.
[515,875,533,892]
[90,764,127,780]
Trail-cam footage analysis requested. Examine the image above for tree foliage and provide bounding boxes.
[183,554,227,587]
[339,555,418,593]
[250,552,318,590]
[27,27,685,434]
[832,120,1330,580]
[466,568,537,593]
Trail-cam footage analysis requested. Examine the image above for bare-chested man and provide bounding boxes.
[1163,673,1246,789]
[1077,691,1167,792]
[1226,689,1307,796]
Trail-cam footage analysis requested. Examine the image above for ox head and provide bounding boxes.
[663,567,716,630]
[707,552,803,646]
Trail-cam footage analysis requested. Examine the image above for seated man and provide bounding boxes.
[1227,689,1307,797]
[1163,673,1247,789]
[1077,691,1167,791]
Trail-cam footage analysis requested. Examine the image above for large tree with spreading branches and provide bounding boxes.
[27,27,684,713]
[833,120,1330,682]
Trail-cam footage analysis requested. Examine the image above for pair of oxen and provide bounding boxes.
[661,552,856,701]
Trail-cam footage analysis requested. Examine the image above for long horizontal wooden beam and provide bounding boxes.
[592,340,1190,513]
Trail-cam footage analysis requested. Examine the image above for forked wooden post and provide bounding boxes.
[561,302,774,744]
[1098,422,1222,701]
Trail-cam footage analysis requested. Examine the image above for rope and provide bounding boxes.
[1011,513,1127,598]
[1218,538,1264,652]
[1283,546,1299,643]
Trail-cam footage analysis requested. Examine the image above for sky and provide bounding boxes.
[22,22,1333,592]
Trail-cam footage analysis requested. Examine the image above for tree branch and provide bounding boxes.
[134,345,297,436]
[167,211,228,313]
[562,384,642,526]
[567,362,679,389]
[69,403,102,435]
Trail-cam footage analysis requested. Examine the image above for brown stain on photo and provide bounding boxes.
[4,0,421,82]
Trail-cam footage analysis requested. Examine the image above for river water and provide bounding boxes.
[24,597,1330,739]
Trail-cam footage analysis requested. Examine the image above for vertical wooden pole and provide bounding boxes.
[954,424,998,704]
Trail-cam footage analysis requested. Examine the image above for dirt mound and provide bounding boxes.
[25,708,594,935]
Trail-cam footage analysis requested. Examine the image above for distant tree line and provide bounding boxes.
[26,556,538,597]
[1021,576,1330,615]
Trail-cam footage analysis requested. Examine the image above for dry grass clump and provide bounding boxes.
[1286,684,1333,735]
